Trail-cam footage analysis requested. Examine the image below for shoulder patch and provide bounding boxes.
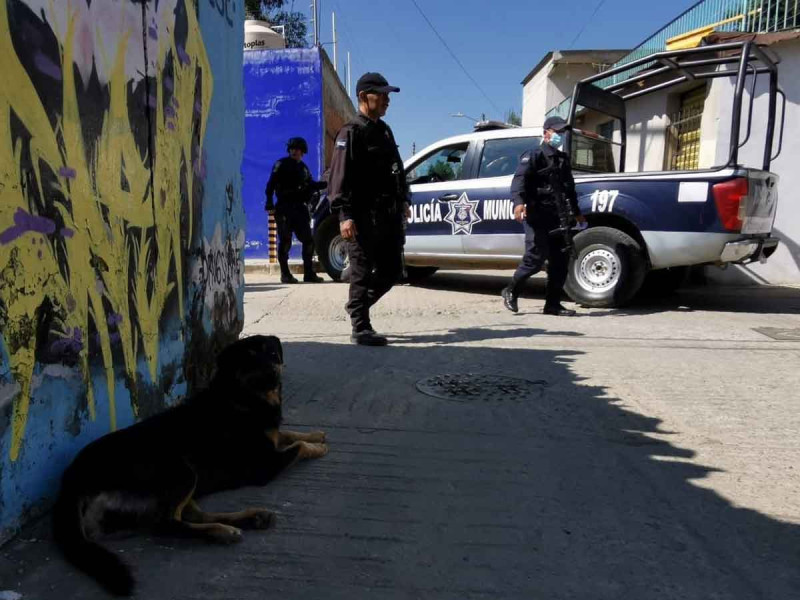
[336,139,347,148]
[520,155,530,164]
[272,162,281,173]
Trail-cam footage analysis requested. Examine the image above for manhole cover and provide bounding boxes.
[415,373,547,402]
[753,327,800,341]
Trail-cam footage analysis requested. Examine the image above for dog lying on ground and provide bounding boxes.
[53,335,327,596]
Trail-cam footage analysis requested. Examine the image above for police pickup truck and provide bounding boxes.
[314,42,783,307]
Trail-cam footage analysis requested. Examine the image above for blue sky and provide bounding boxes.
[311,0,699,159]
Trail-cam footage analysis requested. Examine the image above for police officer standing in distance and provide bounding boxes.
[501,116,586,316]
[328,72,410,346]
[265,137,326,284]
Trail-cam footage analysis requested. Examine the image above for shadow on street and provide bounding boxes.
[2,337,798,599]
[415,271,800,315]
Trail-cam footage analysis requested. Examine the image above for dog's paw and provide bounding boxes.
[210,524,244,544]
[314,443,329,458]
[307,431,326,443]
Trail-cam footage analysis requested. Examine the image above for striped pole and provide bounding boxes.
[268,215,278,264]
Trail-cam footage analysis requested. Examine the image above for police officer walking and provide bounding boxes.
[501,116,586,316]
[328,72,409,346]
[265,137,326,284]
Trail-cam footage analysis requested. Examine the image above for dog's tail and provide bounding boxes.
[53,489,135,597]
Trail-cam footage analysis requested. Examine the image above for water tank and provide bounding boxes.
[244,19,286,52]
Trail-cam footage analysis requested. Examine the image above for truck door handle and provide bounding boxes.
[438,193,458,201]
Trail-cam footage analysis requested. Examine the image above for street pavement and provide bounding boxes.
[2,270,800,599]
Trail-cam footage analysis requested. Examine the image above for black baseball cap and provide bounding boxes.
[356,72,400,95]
[543,116,571,132]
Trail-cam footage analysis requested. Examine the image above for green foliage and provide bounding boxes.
[428,160,455,181]
[244,0,308,48]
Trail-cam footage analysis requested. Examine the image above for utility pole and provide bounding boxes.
[310,0,318,46]
[332,12,337,72]
[347,52,352,98]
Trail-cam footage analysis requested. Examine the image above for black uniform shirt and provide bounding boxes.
[265,158,314,211]
[328,113,409,222]
[511,142,581,223]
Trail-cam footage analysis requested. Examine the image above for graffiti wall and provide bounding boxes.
[0,0,246,541]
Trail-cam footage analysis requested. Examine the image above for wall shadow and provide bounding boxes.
[3,339,798,599]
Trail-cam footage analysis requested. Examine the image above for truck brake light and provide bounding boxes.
[713,178,748,232]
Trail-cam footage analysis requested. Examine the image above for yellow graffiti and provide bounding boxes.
[0,0,213,461]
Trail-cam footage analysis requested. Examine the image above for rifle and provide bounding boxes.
[537,159,578,259]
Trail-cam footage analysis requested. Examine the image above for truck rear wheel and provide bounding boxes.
[565,226,647,308]
[315,216,348,281]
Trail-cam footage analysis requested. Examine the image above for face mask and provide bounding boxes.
[548,133,563,148]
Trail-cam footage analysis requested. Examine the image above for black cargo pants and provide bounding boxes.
[274,205,314,276]
[345,214,403,332]
[510,219,569,309]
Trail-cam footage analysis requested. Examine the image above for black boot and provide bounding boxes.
[543,303,576,316]
[304,272,324,283]
[501,285,519,313]
[350,327,388,346]
[280,271,299,284]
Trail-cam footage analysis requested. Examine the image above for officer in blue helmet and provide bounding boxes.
[265,137,326,283]
[501,116,586,316]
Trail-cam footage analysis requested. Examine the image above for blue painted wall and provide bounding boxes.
[0,0,246,542]
[242,48,324,259]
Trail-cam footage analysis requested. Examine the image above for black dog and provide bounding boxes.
[53,335,327,596]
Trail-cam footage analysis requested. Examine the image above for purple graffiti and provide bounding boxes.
[194,100,203,115]
[148,25,158,40]
[167,122,176,131]
[147,94,158,109]
[33,52,62,81]
[50,328,84,357]
[0,208,56,245]
[61,227,74,238]
[107,313,124,327]
[164,77,174,92]
[193,151,207,180]
[164,105,176,119]
[177,45,191,66]
[58,166,77,179]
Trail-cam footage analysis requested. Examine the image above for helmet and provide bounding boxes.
[287,137,308,153]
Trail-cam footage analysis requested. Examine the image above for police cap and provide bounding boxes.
[543,116,571,132]
[356,72,400,95]
[287,137,308,153]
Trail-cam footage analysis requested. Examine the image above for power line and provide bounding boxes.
[408,0,502,116]
[568,0,608,49]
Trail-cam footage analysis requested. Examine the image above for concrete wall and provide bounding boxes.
[242,48,324,260]
[0,0,246,542]
[522,62,552,127]
[321,49,356,171]
[622,93,672,172]
[702,39,800,284]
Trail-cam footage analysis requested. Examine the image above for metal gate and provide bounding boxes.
[666,86,706,171]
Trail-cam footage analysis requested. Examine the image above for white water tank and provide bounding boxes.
[244,19,286,52]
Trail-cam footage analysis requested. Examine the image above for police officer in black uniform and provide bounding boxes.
[328,72,410,346]
[265,137,326,284]
[501,116,586,316]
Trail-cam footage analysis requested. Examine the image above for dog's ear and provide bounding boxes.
[215,335,283,376]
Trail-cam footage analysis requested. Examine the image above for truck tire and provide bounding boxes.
[565,226,647,308]
[315,216,348,281]
[404,266,439,282]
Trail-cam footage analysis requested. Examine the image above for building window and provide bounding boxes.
[665,85,706,171]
